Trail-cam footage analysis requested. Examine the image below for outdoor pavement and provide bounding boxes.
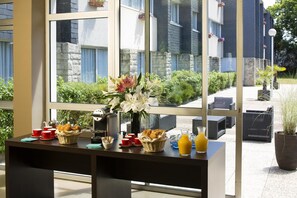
[170,84,297,198]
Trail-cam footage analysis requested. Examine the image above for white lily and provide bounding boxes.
[109,97,120,112]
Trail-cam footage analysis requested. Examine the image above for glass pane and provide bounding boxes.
[49,18,108,104]
[0,30,13,101]
[0,3,13,19]
[55,110,93,129]
[149,0,201,108]
[49,0,108,14]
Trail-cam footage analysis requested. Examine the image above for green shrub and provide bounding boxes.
[0,109,13,153]
[0,78,13,101]
[56,77,108,128]
[0,78,14,153]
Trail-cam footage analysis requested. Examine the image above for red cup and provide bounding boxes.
[41,131,51,139]
[127,133,136,138]
[44,126,53,130]
[134,138,141,145]
[122,138,130,145]
[125,135,134,142]
[32,129,42,137]
[48,128,56,138]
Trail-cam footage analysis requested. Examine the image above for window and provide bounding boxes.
[171,54,178,71]
[170,1,179,24]
[0,41,13,82]
[121,0,144,10]
[209,20,221,37]
[192,12,198,30]
[81,48,108,83]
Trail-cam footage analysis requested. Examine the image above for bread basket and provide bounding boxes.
[139,129,167,152]
[56,130,82,145]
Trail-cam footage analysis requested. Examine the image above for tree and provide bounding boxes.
[267,0,297,75]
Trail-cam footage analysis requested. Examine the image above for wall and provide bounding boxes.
[13,0,45,136]
[208,0,224,24]
[56,42,81,82]
[120,6,157,51]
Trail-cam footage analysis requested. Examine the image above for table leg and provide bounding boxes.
[6,147,54,198]
[94,156,131,198]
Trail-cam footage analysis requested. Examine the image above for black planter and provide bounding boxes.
[275,132,297,171]
[257,90,270,101]
[273,81,279,89]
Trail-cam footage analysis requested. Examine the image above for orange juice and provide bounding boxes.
[195,131,208,153]
[178,134,192,156]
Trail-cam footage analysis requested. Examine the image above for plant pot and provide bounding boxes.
[275,132,297,170]
[273,81,279,89]
[257,90,270,101]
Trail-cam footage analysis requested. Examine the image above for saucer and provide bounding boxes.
[119,143,132,148]
[40,137,55,141]
[31,135,41,138]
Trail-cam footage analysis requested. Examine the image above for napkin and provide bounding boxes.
[86,144,102,149]
[20,137,38,142]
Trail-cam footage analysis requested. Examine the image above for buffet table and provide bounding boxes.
[5,135,225,198]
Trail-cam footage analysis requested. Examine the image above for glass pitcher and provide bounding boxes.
[195,126,208,153]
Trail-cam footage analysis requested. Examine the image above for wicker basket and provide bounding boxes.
[140,138,167,153]
[56,131,82,145]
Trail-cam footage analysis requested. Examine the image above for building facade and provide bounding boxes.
[221,0,274,86]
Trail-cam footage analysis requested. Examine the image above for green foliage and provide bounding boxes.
[280,89,297,135]
[160,70,234,105]
[57,77,108,128]
[0,78,14,153]
[0,78,14,101]
[0,109,13,153]
[267,0,297,72]
[257,66,274,90]
[57,77,107,104]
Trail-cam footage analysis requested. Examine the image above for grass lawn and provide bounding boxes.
[278,78,297,84]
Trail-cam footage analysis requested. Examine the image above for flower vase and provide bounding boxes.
[131,113,141,136]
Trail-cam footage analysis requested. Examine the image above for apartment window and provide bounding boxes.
[170,1,179,24]
[81,48,108,83]
[192,12,198,30]
[209,20,221,37]
[121,0,144,10]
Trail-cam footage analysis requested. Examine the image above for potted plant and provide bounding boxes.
[257,66,273,101]
[89,0,105,7]
[275,89,297,170]
[272,65,286,89]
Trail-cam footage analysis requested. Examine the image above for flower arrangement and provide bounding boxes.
[105,73,162,117]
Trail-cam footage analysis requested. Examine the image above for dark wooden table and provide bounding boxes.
[6,135,225,198]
